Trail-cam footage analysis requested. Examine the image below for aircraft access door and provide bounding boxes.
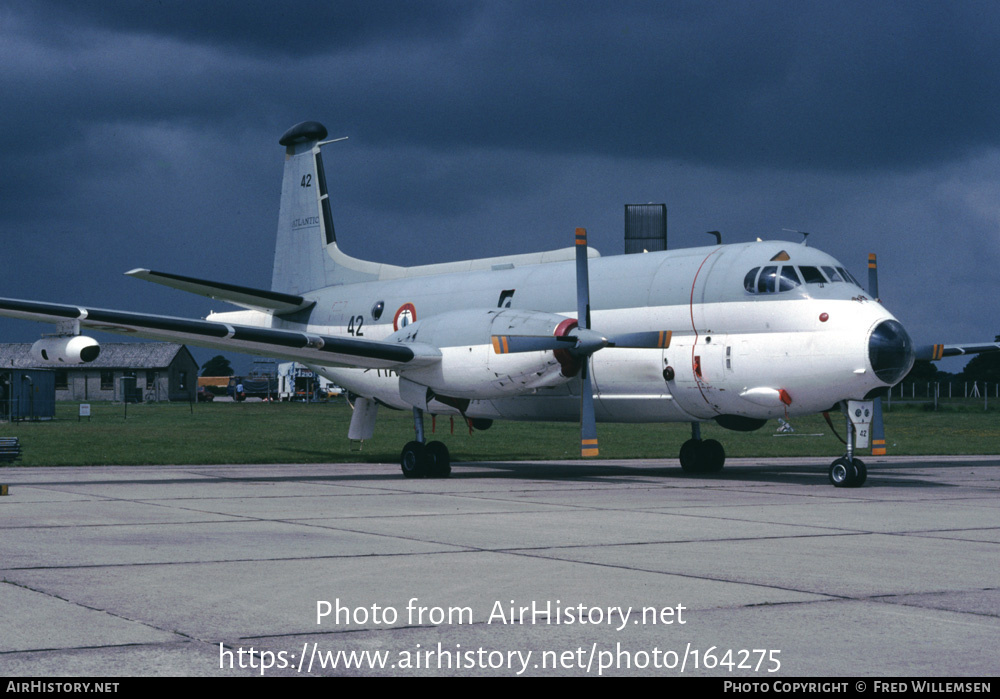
[669,333,731,418]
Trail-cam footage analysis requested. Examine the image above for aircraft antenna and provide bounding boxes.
[706,231,721,245]
[782,228,810,245]
[317,136,349,147]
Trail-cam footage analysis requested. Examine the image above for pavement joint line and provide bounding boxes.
[862,600,1000,627]
[1,578,192,642]
[0,529,874,573]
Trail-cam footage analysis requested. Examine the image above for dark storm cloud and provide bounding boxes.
[285,0,1000,171]
[9,0,477,57]
[6,1,1000,172]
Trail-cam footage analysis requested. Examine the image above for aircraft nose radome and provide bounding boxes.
[868,319,915,385]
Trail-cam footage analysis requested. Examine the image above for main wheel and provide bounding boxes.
[679,439,701,473]
[701,439,726,473]
[425,441,451,478]
[400,441,428,478]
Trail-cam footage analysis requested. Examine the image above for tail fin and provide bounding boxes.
[271,121,384,294]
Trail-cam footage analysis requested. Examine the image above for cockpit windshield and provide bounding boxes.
[743,262,862,295]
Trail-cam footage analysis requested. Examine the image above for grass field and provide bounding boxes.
[0,399,998,467]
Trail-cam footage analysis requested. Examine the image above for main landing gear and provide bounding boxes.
[400,407,452,479]
[679,422,726,474]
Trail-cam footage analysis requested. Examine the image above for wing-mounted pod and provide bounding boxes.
[31,334,100,364]
[29,320,101,364]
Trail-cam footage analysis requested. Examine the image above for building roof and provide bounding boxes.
[0,342,193,370]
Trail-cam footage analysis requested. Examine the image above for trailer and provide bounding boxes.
[277,363,340,402]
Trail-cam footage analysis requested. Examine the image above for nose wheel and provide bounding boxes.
[829,457,867,487]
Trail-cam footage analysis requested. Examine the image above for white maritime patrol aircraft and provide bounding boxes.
[2,121,996,488]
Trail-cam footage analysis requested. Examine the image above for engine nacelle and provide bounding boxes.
[392,308,576,400]
[31,335,101,364]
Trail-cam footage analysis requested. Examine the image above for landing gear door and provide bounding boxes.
[846,400,873,449]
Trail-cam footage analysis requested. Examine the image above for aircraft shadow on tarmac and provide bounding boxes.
[446,460,969,487]
[12,458,994,489]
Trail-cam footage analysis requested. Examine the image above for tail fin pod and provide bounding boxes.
[272,121,384,294]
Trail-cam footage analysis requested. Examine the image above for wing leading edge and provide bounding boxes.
[0,297,440,370]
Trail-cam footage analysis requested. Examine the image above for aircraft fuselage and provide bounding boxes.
[211,239,912,426]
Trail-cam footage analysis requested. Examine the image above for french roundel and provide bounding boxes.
[393,303,416,331]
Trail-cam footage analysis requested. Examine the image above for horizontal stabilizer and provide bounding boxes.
[125,269,315,315]
[0,297,439,370]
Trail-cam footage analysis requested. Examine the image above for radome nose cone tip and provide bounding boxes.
[869,320,915,384]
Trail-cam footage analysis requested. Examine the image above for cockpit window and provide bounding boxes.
[821,266,843,282]
[778,266,801,291]
[746,261,864,295]
[758,266,778,293]
[837,267,862,287]
[800,266,826,284]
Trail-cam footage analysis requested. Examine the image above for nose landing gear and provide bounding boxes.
[829,401,870,488]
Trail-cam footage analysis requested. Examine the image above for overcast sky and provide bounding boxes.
[2,0,998,374]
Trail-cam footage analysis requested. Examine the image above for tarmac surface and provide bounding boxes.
[1,456,998,677]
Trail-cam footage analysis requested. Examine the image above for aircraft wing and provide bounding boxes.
[0,297,440,370]
[916,342,1000,361]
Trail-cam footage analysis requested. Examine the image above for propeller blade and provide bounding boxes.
[871,395,886,456]
[580,359,599,457]
[868,253,879,301]
[575,228,598,456]
[575,228,592,331]
[868,252,886,454]
[491,334,575,354]
[608,330,673,349]
[492,329,672,354]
